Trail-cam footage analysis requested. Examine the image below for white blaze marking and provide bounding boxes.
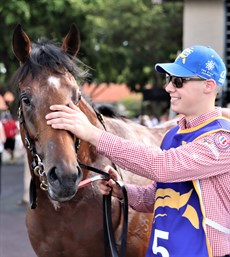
[48,76,61,88]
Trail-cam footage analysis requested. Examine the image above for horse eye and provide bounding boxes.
[78,93,81,101]
[22,96,31,106]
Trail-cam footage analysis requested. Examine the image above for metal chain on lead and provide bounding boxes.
[33,154,48,191]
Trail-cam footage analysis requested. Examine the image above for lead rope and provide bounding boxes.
[94,110,128,257]
[103,180,128,257]
[78,162,128,257]
[95,110,128,257]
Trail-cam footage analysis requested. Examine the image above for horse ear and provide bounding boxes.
[12,24,31,64]
[62,24,81,58]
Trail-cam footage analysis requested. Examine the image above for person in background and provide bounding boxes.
[139,114,153,127]
[159,112,169,124]
[45,45,230,257]
[2,112,18,162]
[150,114,159,126]
[0,119,6,196]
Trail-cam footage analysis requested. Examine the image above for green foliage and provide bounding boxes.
[81,0,183,89]
[0,0,183,94]
[120,95,142,118]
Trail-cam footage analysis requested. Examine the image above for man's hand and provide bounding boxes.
[99,165,124,200]
[45,101,102,146]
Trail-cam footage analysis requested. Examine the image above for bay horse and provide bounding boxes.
[11,24,175,257]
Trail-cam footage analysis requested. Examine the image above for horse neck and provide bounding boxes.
[78,98,98,126]
[77,97,105,165]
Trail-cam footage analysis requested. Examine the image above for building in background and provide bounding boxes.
[183,0,230,106]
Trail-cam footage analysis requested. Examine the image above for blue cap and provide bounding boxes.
[155,45,226,86]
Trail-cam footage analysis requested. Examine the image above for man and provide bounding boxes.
[46,45,230,257]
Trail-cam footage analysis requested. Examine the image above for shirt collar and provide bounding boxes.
[177,107,222,129]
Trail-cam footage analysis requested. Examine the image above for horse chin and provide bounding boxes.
[48,188,76,203]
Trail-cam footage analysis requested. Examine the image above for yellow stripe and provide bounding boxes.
[178,117,230,134]
[192,181,213,257]
[194,128,230,141]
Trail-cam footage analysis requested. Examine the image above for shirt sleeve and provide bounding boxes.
[126,182,157,213]
[97,131,230,182]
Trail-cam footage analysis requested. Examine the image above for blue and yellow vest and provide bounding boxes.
[145,117,230,257]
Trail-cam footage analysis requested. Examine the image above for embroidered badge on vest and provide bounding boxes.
[214,132,230,149]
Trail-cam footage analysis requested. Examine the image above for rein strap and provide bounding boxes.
[78,161,128,257]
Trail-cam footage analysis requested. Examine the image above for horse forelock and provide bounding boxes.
[13,37,89,88]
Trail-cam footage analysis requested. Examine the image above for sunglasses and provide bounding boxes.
[165,75,205,88]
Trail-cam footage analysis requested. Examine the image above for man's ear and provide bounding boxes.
[203,79,216,94]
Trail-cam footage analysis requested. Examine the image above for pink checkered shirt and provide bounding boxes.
[97,108,230,257]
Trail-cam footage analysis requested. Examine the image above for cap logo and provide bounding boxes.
[176,47,194,64]
[205,60,215,71]
[219,70,226,85]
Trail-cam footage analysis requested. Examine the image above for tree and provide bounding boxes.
[81,0,183,90]
[0,0,183,94]
[0,0,87,92]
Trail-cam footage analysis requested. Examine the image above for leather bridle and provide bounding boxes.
[17,98,128,257]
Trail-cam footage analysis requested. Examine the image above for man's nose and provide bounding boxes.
[164,82,176,93]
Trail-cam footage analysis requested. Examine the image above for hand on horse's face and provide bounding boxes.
[45,101,103,145]
[98,165,123,200]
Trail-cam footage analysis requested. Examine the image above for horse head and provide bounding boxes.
[12,24,90,203]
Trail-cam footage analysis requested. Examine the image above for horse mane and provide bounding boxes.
[12,37,89,87]
[96,104,127,119]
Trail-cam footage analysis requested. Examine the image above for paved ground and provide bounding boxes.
[0,160,36,257]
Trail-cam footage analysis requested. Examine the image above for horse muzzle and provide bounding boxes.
[47,165,83,202]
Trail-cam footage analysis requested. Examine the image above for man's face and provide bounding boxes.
[164,76,207,119]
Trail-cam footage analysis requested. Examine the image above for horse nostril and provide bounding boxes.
[48,166,82,188]
[72,173,78,183]
[48,167,60,187]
